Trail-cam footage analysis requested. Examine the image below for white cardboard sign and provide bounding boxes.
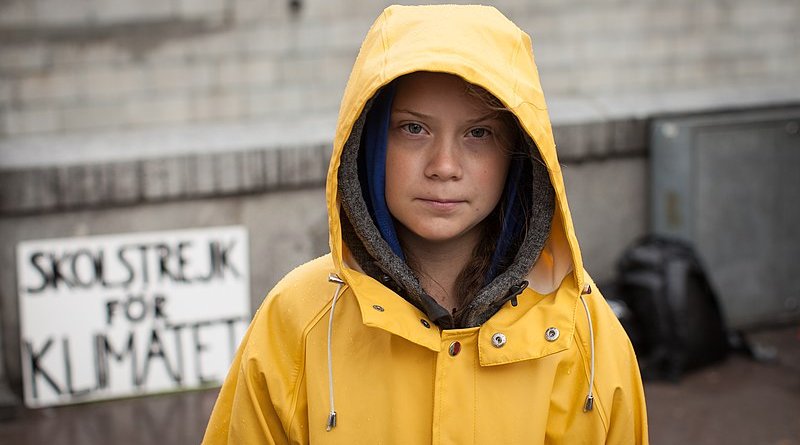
[16,226,250,408]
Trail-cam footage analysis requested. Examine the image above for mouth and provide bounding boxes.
[417,197,466,210]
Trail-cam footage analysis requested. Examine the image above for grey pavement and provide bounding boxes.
[647,325,800,445]
[0,325,798,445]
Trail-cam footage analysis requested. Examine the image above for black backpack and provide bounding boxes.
[610,235,730,381]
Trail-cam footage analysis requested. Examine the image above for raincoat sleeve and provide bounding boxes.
[583,274,649,444]
[201,292,304,445]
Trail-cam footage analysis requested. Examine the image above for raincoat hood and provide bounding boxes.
[328,4,582,328]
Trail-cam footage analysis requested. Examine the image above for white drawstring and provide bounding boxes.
[326,273,345,431]
[579,292,596,412]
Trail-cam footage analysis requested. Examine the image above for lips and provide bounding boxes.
[417,197,466,211]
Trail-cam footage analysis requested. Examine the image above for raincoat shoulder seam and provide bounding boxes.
[256,255,338,434]
[286,301,332,435]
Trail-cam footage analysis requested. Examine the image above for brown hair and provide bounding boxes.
[452,83,527,311]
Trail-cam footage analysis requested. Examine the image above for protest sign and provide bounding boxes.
[17,226,250,408]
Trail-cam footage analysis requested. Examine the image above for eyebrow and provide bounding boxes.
[466,112,502,125]
[391,109,433,120]
[391,108,500,124]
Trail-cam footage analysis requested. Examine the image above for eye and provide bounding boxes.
[468,127,491,138]
[404,123,424,134]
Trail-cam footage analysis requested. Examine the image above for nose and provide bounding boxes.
[424,136,462,180]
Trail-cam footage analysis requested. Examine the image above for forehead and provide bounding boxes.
[392,72,491,117]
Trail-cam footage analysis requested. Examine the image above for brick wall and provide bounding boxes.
[1,0,799,136]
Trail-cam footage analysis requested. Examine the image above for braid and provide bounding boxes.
[453,208,502,308]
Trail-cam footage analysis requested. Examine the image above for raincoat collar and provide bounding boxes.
[343,267,578,364]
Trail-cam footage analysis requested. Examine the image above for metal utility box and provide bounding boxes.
[650,106,800,329]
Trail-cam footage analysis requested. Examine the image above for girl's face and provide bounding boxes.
[386,72,513,249]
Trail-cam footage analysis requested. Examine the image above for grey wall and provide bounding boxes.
[2,0,799,137]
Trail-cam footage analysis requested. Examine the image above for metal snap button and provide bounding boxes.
[420,319,431,328]
[448,341,461,356]
[544,327,560,342]
[372,304,384,312]
[491,333,507,348]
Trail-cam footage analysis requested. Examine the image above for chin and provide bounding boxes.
[408,225,474,244]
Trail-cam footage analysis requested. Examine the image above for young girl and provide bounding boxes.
[203,5,648,444]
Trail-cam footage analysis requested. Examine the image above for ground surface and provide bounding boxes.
[1,325,798,444]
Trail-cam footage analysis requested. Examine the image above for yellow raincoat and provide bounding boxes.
[203,5,648,444]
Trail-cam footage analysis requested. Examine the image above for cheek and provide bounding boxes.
[385,171,400,211]
[384,148,410,210]
[477,155,511,197]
